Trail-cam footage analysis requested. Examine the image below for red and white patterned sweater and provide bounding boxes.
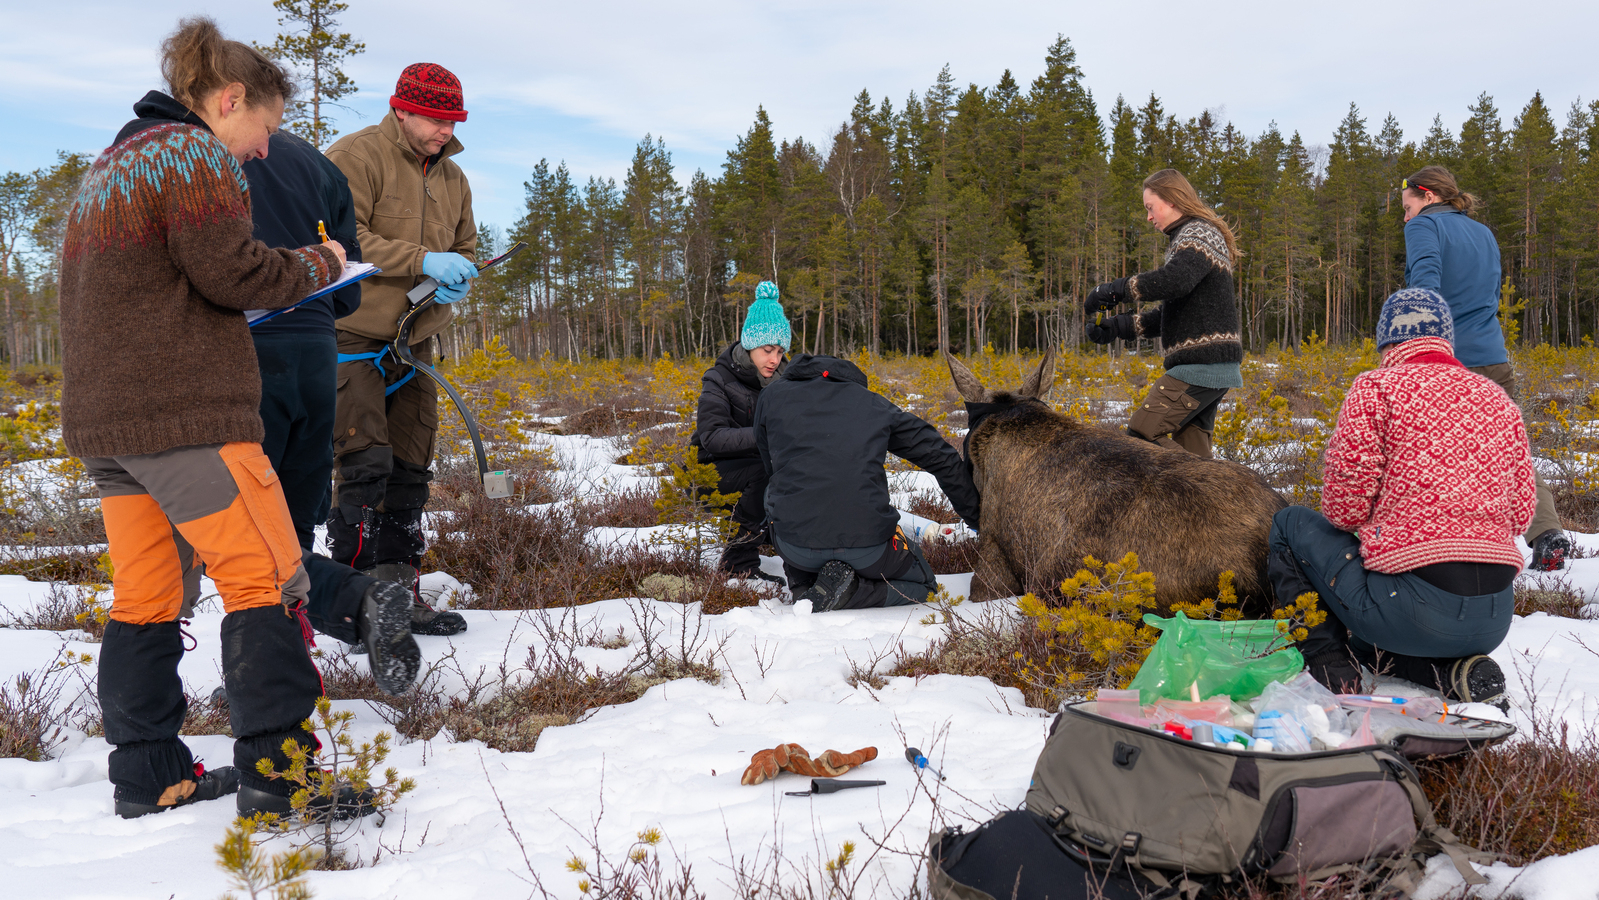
[1321,336,1536,573]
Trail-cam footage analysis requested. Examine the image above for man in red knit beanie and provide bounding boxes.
[325,63,474,636]
[1268,288,1536,709]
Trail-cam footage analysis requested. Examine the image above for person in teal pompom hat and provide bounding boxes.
[689,280,791,583]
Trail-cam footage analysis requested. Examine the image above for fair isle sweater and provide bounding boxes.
[1129,217,1244,386]
[1322,337,1536,573]
[61,114,340,459]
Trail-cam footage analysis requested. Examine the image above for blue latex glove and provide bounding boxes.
[434,281,470,304]
[422,252,477,285]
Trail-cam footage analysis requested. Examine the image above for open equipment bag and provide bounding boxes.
[1023,701,1496,895]
[930,701,1509,899]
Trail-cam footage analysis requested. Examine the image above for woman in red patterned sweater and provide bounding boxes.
[1268,288,1535,707]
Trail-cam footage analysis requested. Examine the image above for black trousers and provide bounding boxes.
[713,458,770,573]
[774,528,938,608]
[255,332,373,644]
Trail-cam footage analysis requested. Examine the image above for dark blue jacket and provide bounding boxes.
[1404,205,1505,368]
[242,131,362,336]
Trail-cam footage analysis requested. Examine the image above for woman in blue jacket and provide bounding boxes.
[1402,165,1568,570]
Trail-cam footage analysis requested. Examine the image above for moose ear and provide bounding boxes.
[1019,345,1056,401]
[943,347,988,403]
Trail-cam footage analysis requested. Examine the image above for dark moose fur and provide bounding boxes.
[947,349,1286,613]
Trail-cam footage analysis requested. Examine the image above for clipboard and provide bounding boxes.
[246,261,381,326]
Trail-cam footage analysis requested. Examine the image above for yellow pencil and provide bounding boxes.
[317,220,330,243]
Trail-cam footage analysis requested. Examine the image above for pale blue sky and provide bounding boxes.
[4,0,1595,236]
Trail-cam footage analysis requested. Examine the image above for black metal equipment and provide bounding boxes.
[393,241,527,498]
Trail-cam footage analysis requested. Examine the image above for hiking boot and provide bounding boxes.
[361,580,421,695]
[115,764,241,819]
[797,560,859,612]
[730,568,786,587]
[1444,655,1508,711]
[367,562,467,637]
[1529,529,1571,572]
[237,781,379,822]
[1305,652,1364,694]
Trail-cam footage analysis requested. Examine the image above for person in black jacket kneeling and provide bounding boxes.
[755,354,981,611]
[692,281,790,582]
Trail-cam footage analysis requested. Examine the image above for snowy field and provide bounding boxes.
[1,432,1599,898]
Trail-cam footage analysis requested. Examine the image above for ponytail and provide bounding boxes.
[160,17,294,110]
[1403,165,1478,214]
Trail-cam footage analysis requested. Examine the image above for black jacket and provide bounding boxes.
[242,131,363,335]
[755,355,980,549]
[1128,216,1242,369]
[692,341,784,463]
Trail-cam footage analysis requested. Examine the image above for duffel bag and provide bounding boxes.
[1021,701,1495,894]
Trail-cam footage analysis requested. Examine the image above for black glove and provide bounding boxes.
[1083,278,1128,313]
[1086,316,1117,344]
[1087,313,1137,345]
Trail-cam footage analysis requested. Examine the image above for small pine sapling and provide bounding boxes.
[215,816,317,900]
[1169,571,1244,621]
[252,697,415,868]
[1268,591,1329,654]
[651,452,740,566]
[1015,552,1161,700]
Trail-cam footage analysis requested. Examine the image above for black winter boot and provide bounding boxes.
[1445,656,1509,711]
[116,764,241,819]
[361,580,421,695]
[799,560,860,613]
[366,561,467,636]
[1529,529,1572,572]
[238,781,379,821]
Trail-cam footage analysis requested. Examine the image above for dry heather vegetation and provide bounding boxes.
[6,341,1599,885]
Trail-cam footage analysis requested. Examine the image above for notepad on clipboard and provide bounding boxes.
[246,262,380,326]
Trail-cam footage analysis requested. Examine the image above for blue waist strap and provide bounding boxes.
[337,346,415,396]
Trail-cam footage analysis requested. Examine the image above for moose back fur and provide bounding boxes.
[947,350,1286,613]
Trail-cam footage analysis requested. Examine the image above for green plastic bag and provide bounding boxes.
[1127,612,1304,704]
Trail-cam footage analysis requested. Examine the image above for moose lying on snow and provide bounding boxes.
[946,349,1286,613]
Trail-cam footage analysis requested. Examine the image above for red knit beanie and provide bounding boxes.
[390,63,468,122]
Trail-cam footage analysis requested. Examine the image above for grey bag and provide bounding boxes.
[1023,701,1499,894]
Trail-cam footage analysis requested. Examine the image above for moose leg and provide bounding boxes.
[970,537,1021,602]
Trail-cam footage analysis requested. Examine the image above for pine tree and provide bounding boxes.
[254,0,365,147]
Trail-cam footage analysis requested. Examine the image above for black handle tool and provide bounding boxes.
[785,778,887,796]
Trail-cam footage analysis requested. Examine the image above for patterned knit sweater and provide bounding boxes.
[61,118,340,458]
[1321,337,1536,573]
[1129,217,1244,369]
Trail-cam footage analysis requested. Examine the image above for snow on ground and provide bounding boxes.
[1,432,1598,897]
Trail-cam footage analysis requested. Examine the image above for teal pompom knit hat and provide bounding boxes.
[740,281,792,351]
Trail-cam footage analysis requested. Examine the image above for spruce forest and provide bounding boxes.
[469,37,1599,360]
[3,37,1599,364]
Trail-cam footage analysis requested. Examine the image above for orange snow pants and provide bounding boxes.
[84,442,309,623]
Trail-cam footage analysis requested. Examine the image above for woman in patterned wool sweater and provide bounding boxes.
[60,18,353,819]
[1085,169,1242,459]
[1266,289,1534,708]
